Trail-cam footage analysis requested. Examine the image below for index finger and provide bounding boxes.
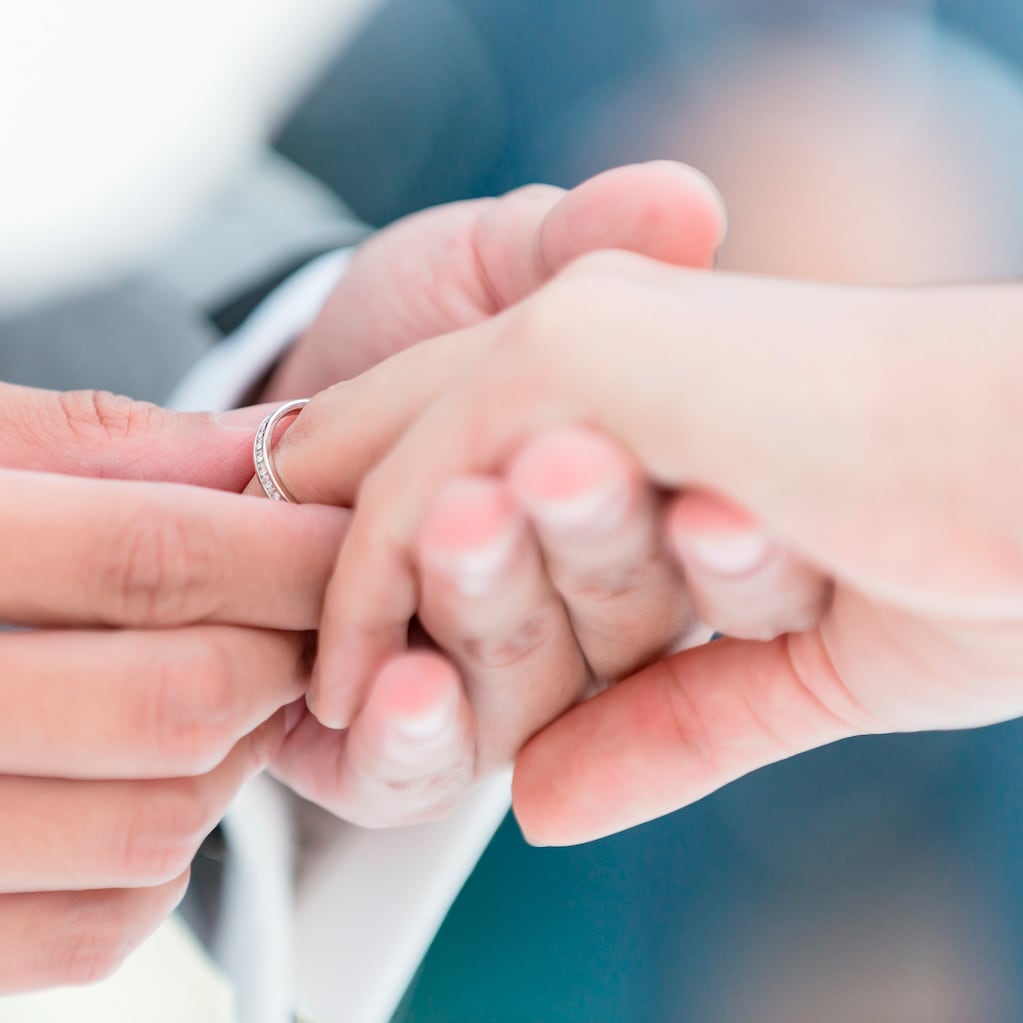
[0,468,347,629]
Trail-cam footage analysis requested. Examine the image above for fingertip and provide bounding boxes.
[418,477,519,554]
[418,476,525,593]
[371,650,463,727]
[357,651,473,772]
[616,160,728,249]
[556,160,728,269]
[666,490,760,534]
[510,728,579,847]
[306,660,352,731]
[508,427,635,533]
[509,426,633,499]
[653,161,729,249]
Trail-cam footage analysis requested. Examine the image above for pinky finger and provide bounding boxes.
[665,491,831,641]
[0,871,190,993]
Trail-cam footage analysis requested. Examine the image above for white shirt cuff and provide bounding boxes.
[167,246,354,413]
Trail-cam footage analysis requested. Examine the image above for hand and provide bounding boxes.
[0,384,346,990]
[245,163,727,825]
[262,160,725,400]
[263,254,1023,843]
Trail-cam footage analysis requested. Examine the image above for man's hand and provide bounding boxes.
[261,161,725,399]
[0,384,347,991]
[245,162,727,825]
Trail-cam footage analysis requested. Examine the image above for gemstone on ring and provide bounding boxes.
[253,398,310,502]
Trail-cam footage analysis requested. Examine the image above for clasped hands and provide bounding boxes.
[6,160,1023,990]
[0,162,722,990]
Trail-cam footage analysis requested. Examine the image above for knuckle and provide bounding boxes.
[381,755,473,800]
[563,563,651,605]
[120,781,211,884]
[56,389,163,445]
[460,611,551,669]
[103,507,222,625]
[150,639,237,775]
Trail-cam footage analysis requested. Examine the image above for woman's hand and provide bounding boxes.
[0,384,347,990]
[266,255,1023,842]
[243,163,727,825]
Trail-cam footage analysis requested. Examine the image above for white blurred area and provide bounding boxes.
[0,918,233,1023]
[0,0,378,307]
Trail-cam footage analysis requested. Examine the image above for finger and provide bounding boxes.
[252,162,726,506]
[0,383,271,491]
[665,490,832,640]
[270,160,726,398]
[242,331,481,505]
[302,326,544,727]
[0,468,347,629]
[507,427,700,680]
[299,260,874,726]
[0,626,309,778]
[414,477,590,762]
[0,872,190,992]
[472,161,726,309]
[273,652,476,827]
[0,715,281,893]
[511,632,884,846]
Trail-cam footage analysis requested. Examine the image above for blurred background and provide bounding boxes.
[5,1,1023,1021]
[272,1,1023,1020]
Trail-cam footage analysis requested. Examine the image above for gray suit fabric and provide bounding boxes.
[0,153,366,402]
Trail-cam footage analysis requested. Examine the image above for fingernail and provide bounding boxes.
[684,531,772,576]
[306,669,348,731]
[687,165,729,247]
[432,526,520,596]
[391,688,458,746]
[523,482,629,534]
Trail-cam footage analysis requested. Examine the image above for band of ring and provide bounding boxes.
[253,398,310,502]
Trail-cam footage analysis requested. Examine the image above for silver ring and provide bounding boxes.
[253,398,310,502]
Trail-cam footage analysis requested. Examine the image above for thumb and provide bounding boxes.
[471,160,727,308]
[511,631,880,846]
[0,383,262,491]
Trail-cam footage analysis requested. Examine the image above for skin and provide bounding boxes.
[264,253,1023,846]
[250,161,730,825]
[0,385,347,992]
[3,161,726,990]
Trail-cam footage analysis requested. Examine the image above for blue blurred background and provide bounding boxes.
[274,3,1023,1019]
